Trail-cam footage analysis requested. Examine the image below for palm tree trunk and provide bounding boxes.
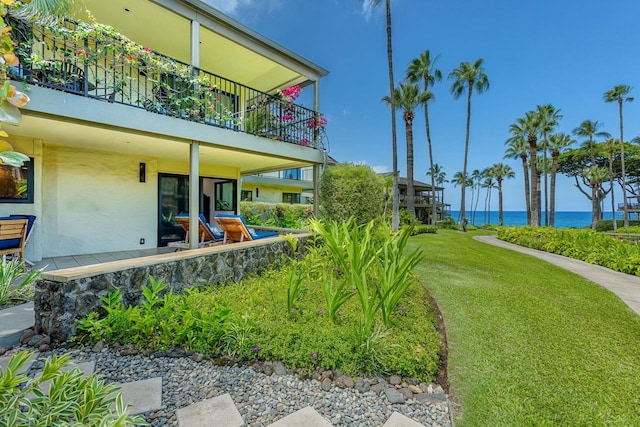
[469,183,476,225]
[609,150,617,231]
[460,81,472,231]
[543,138,548,226]
[423,79,437,226]
[498,179,504,225]
[521,154,531,224]
[591,184,599,229]
[384,0,399,231]
[528,135,539,226]
[619,100,629,227]
[550,153,558,227]
[406,117,415,218]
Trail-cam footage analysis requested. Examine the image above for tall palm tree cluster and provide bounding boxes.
[364,1,635,230]
[503,84,634,229]
[383,55,490,229]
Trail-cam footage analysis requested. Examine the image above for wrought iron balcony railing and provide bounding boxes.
[9,17,324,148]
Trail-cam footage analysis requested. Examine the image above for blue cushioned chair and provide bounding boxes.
[214,213,278,243]
[170,213,224,249]
[0,215,36,265]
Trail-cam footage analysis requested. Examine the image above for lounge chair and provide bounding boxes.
[0,218,29,261]
[169,213,224,249]
[214,214,278,244]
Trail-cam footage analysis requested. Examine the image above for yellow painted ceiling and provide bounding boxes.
[75,0,306,94]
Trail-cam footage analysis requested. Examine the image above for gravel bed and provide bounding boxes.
[27,346,453,427]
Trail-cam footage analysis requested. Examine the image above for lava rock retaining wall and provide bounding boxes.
[34,236,310,343]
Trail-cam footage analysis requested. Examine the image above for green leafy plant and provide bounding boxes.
[0,258,41,306]
[286,261,305,313]
[376,226,424,327]
[0,351,146,426]
[321,271,353,323]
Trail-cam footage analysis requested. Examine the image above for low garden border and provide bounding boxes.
[34,235,310,343]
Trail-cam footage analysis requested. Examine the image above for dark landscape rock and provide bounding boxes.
[273,361,287,376]
[335,375,354,389]
[389,375,402,386]
[27,334,44,347]
[355,378,370,393]
[384,387,406,404]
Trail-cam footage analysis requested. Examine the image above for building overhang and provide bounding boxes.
[13,86,325,172]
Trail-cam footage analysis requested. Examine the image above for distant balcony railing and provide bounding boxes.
[619,203,640,211]
[9,16,324,148]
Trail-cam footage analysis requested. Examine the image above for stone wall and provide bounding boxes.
[34,236,310,343]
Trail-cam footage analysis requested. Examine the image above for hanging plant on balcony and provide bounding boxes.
[0,0,30,166]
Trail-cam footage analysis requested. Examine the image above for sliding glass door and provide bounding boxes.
[157,174,237,246]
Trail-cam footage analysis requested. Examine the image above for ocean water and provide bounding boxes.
[450,211,623,229]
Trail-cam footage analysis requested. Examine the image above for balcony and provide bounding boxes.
[10,17,324,148]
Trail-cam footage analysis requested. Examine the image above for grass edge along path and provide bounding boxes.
[409,230,640,427]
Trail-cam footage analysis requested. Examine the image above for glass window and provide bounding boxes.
[0,158,33,203]
[215,180,236,211]
[282,192,301,204]
[282,168,302,180]
[241,190,253,201]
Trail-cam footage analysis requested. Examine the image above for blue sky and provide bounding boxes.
[207,0,640,212]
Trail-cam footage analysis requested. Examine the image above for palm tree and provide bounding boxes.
[572,120,609,168]
[12,0,76,23]
[583,166,610,229]
[547,133,575,227]
[510,111,541,226]
[601,138,620,230]
[383,82,425,219]
[470,169,483,225]
[449,59,489,231]
[481,171,496,224]
[428,163,447,218]
[362,0,399,230]
[604,84,634,227]
[452,171,472,224]
[407,50,441,225]
[536,104,562,226]
[491,163,515,226]
[504,134,530,224]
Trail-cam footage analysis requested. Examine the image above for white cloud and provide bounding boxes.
[361,0,377,21]
[200,0,254,15]
[201,0,284,16]
[371,165,390,173]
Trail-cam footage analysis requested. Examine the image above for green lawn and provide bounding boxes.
[410,230,640,427]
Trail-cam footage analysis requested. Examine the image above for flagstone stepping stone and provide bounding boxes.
[383,412,426,427]
[176,393,244,427]
[115,376,163,415]
[268,406,332,427]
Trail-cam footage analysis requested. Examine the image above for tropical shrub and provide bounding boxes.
[0,258,41,306]
[613,225,640,234]
[497,226,640,275]
[0,351,146,426]
[595,219,640,232]
[436,217,458,230]
[76,277,232,352]
[240,201,313,229]
[319,163,384,225]
[410,225,438,235]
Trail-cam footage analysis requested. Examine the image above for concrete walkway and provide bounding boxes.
[0,301,34,348]
[475,235,640,315]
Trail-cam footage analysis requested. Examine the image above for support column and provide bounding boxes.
[190,20,200,67]
[189,142,199,249]
[312,80,321,217]
[313,164,320,217]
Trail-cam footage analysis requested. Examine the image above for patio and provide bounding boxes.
[32,247,176,272]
